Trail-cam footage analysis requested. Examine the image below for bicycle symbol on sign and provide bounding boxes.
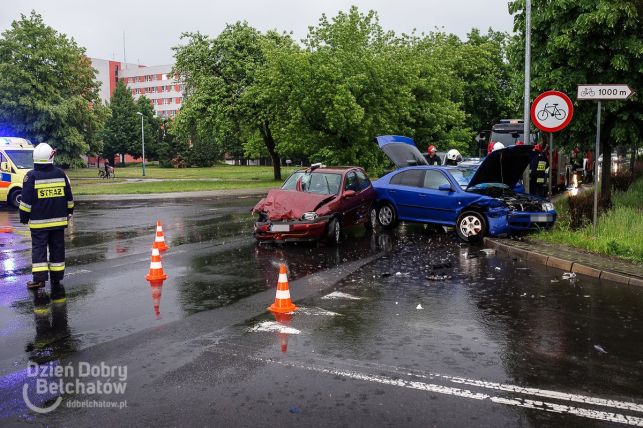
[537,103,567,121]
[580,87,595,97]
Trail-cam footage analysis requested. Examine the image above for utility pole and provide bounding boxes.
[523,0,532,194]
[137,112,146,176]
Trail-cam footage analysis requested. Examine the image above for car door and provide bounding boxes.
[415,169,461,224]
[386,169,426,221]
[340,170,363,226]
[354,169,374,224]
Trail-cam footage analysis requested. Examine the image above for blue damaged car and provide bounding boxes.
[370,135,556,241]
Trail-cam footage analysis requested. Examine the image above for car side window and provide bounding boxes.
[423,170,451,190]
[355,170,371,191]
[389,169,425,188]
[344,171,358,192]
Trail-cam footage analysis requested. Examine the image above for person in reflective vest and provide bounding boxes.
[18,143,74,299]
[529,144,549,197]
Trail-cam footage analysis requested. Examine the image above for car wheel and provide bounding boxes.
[456,211,487,242]
[377,203,398,229]
[327,217,342,245]
[8,189,21,209]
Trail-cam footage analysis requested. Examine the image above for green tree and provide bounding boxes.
[100,81,138,163]
[508,0,642,200]
[173,23,291,178]
[0,11,102,167]
[134,96,159,159]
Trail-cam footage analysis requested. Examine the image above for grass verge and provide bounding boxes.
[72,180,281,195]
[535,178,643,264]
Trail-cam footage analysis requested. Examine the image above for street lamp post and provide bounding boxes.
[137,112,146,177]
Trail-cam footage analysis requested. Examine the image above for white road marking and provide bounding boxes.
[247,321,300,335]
[294,306,341,316]
[321,291,362,300]
[257,358,643,426]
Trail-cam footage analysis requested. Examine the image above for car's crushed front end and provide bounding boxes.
[252,189,336,243]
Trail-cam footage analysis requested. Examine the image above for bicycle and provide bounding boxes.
[537,103,567,121]
[580,87,595,97]
[98,167,115,179]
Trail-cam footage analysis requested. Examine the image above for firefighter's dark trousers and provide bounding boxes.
[31,229,65,284]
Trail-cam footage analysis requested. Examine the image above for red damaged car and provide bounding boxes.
[252,165,376,244]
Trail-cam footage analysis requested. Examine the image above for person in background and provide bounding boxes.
[529,144,549,197]
[444,149,462,166]
[427,145,441,165]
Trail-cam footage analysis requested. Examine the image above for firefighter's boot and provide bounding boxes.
[50,282,66,303]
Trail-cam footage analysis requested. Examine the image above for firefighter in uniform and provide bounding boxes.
[18,143,74,299]
[427,145,441,165]
[529,144,549,197]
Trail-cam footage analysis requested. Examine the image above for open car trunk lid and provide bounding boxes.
[466,144,534,190]
[375,135,428,168]
[254,189,335,221]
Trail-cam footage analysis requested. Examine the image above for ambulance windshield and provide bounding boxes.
[5,150,34,169]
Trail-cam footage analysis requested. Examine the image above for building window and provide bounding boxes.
[165,85,171,92]
[162,74,168,81]
[176,98,181,104]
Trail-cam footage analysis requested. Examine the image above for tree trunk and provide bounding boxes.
[260,121,281,181]
[630,145,637,174]
[600,138,611,203]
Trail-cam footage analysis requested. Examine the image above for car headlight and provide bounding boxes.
[542,202,554,211]
[302,212,318,221]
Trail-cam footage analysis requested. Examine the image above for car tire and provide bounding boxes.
[364,207,375,231]
[376,203,398,230]
[8,189,21,209]
[456,211,487,242]
[327,217,342,245]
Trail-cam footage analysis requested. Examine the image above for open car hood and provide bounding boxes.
[375,135,428,168]
[253,189,335,221]
[466,144,534,189]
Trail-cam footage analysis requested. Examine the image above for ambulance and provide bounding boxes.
[0,137,34,208]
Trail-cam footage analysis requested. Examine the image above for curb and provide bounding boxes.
[483,237,643,287]
[74,188,271,202]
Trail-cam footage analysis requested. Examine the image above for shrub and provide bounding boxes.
[611,171,634,193]
[567,190,611,229]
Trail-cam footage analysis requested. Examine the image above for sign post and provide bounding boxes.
[576,84,635,233]
[531,90,574,200]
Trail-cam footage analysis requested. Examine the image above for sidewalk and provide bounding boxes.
[484,237,643,287]
[74,188,272,202]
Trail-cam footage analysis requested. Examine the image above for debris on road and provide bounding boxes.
[321,291,363,300]
[594,344,608,354]
[480,248,496,256]
[289,406,302,414]
[416,304,423,310]
[426,274,450,281]
[494,267,502,271]
[562,272,577,280]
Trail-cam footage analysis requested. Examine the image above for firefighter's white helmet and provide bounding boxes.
[33,143,56,164]
[446,149,462,162]
[492,142,505,152]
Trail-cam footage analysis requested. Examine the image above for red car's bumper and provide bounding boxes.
[254,218,329,243]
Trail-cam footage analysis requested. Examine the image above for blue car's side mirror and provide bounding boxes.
[438,183,453,192]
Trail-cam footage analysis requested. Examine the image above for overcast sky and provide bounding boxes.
[1,0,516,65]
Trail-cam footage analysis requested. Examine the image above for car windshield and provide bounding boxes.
[5,150,33,169]
[281,171,304,190]
[299,172,342,195]
[448,167,478,188]
[490,131,524,146]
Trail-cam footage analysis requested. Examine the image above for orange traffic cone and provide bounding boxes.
[268,263,297,314]
[273,312,293,353]
[149,280,163,319]
[145,248,168,281]
[153,220,169,252]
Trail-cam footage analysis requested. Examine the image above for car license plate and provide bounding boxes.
[270,224,290,232]
[530,214,550,222]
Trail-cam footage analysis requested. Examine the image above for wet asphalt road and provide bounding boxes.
[1,198,643,427]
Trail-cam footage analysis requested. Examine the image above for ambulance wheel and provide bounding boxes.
[8,189,21,208]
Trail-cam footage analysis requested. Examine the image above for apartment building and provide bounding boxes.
[91,58,184,118]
